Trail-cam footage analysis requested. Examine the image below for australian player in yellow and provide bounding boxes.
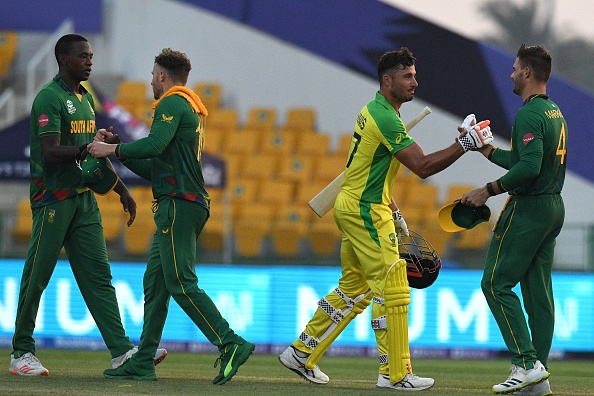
[279,47,493,390]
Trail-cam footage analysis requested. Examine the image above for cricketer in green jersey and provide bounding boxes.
[278,47,493,391]
[88,48,254,384]
[9,34,169,377]
[461,44,566,395]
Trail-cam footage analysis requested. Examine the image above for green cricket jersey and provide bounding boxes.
[341,92,415,205]
[492,94,567,195]
[30,75,96,208]
[118,92,209,206]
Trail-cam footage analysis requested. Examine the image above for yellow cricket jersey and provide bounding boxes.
[341,92,415,205]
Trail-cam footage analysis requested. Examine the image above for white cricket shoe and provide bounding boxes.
[493,360,550,394]
[10,352,49,376]
[376,373,435,391]
[513,379,553,396]
[111,346,168,369]
[278,346,329,384]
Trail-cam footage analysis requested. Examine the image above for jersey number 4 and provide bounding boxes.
[556,123,567,165]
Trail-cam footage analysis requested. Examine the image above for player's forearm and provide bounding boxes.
[113,178,131,197]
[488,146,511,170]
[120,157,152,181]
[410,142,465,179]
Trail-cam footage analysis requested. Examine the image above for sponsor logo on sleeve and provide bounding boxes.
[522,133,534,145]
[38,114,49,127]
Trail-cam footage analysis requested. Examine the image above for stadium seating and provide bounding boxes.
[193,82,222,110]
[0,31,18,78]
[220,153,245,181]
[443,183,476,205]
[242,107,277,132]
[257,180,295,211]
[11,199,32,243]
[200,187,227,251]
[281,107,316,133]
[233,203,275,257]
[115,80,149,112]
[336,133,354,158]
[270,207,311,256]
[243,154,278,183]
[207,108,239,133]
[308,213,341,255]
[294,132,331,157]
[123,186,155,255]
[259,130,297,157]
[94,192,125,242]
[222,129,261,155]
[275,155,316,188]
[313,155,345,184]
[294,180,332,208]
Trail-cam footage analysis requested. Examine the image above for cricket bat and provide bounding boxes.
[308,106,432,217]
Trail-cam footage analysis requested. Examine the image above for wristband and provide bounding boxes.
[486,182,496,196]
[487,147,496,161]
[115,144,122,158]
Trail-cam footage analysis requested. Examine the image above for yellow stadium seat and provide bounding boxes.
[257,180,295,209]
[275,155,315,187]
[295,132,331,157]
[243,154,278,183]
[314,155,345,184]
[227,178,260,219]
[233,203,275,257]
[308,214,341,255]
[94,192,125,242]
[0,31,18,78]
[443,183,476,205]
[242,107,277,132]
[200,190,231,251]
[220,153,246,181]
[281,107,316,133]
[417,222,451,258]
[193,82,222,110]
[393,169,420,206]
[294,180,332,208]
[271,207,311,256]
[115,80,149,111]
[203,129,224,155]
[401,182,439,211]
[130,100,154,126]
[336,133,354,158]
[207,108,239,133]
[11,199,32,243]
[222,130,261,156]
[450,221,493,251]
[259,130,297,157]
[122,187,155,255]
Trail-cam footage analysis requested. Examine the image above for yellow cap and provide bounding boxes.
[438,200,491,233]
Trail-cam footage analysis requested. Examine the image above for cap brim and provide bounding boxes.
[438,201,491,233]
[438,202,466,232]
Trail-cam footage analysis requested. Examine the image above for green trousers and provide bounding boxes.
[12,191,133,358]
[481,194,564,370]
[131,197,240,370]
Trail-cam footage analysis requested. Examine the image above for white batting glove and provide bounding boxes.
[392,210,409,236]
[461,114,476,130]
[458,120,493,151]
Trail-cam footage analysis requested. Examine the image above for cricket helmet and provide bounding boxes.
[398,230,442,289]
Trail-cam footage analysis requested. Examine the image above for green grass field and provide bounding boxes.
[1,348,592,395]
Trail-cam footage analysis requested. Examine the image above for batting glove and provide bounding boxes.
[392,210,409,236]
[461,113,476,130]
[458,120,493,152]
